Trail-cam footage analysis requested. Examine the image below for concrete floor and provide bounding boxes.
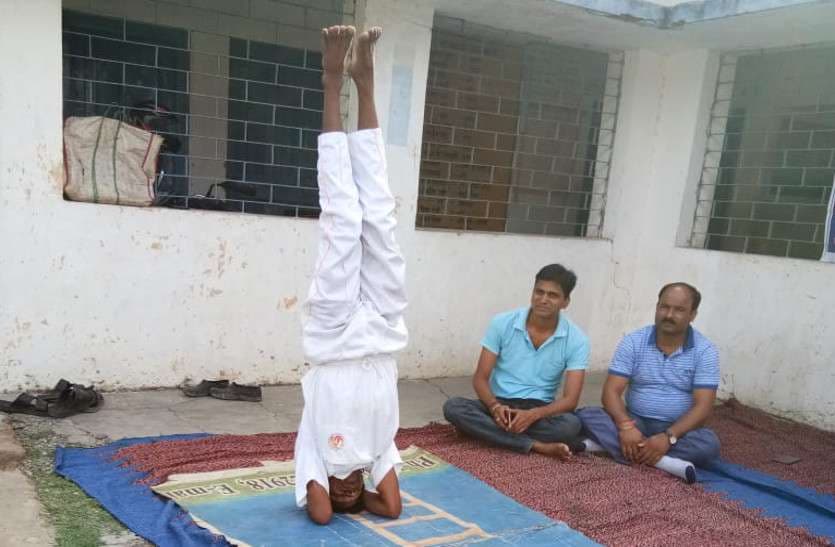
[1,372,606,545]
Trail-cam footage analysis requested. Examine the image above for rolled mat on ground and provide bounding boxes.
[53,401,835,546]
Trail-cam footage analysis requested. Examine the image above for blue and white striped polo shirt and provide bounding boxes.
[609,325,719,422]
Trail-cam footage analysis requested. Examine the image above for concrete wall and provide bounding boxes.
[1,0,833,430]
[603,48,835,430]
[0,0,614,391]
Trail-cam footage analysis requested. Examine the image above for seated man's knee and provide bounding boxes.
[575,406,607,424]
[701,428,721,462]
[562,412,582,437]
[442,397,470,423]
[682,428,721,467]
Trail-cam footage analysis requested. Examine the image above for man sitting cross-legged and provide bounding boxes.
[443,264,590,460]
[577,282,721,483]
[293,25,407,525]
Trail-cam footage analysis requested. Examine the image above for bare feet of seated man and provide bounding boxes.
[490,404,575,461]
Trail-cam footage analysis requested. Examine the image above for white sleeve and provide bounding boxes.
[368,442,402,492]
[294,410,330,508]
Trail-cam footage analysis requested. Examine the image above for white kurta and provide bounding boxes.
[294,129,408,508]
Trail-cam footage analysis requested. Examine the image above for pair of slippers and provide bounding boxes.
[181,379,262,402]
[0,379,104,418]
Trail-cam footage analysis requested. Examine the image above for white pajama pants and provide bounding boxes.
[294,129,408,508]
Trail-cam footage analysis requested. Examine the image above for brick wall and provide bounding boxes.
[417,16,620,236]
[693,47,835,259]
[61,0,352,217]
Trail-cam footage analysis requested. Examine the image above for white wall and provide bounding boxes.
[1,0,833,430]
[604,48,835,431]
[0,0,615,392]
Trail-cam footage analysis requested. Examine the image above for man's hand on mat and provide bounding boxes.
[636,433,670,465]
[618,427,645,463]
[491,404,513,431]
[507,408,542,434]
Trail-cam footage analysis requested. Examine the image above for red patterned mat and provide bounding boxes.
[115,401,835,546]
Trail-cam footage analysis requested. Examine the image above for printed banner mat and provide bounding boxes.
[153,446,599,546]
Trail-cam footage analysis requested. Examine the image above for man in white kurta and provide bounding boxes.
[293,25,407,522]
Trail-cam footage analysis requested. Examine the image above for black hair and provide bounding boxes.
[535,264,577,297]
[658,282,702,311]
[332,496,365,514]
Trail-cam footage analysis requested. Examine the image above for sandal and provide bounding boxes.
[0,393,50,416]
[83,391,104,413]
[182,379,229,398]
[38,379,72,402]
[47,385,100,418]
[209,382,262,402]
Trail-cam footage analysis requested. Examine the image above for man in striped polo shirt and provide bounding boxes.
[577,283,720,483]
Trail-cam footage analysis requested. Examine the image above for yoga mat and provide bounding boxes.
[153,445,599,546]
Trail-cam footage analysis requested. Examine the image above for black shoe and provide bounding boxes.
[685,465,696,484]
[209,383,262,402]
[39,379,72,402]
[567,440,586,454]
[181,379,229,398]
[0,393,50,416]
[47,385,100,418]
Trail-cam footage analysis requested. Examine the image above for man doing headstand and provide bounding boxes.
[294,25,406,525]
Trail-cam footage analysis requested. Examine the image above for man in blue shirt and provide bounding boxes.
[443,264,590,460]
[577,282,721,483]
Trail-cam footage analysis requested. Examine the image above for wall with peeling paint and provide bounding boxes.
[1,0,833,430]
[0,0,611,393]
[600,48,835,431]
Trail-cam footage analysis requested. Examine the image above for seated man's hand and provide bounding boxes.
[490,403,513,431]
[618,427,645,463]
[636,433,670,465]
[507,408,543,434]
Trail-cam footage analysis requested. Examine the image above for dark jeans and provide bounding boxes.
[442,396,582,453]
[576,406,721,467]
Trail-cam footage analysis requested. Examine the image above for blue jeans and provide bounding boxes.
[443,397,582,453]
[576,406,720,467]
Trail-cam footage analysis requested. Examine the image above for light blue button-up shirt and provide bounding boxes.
[482,307,590,402]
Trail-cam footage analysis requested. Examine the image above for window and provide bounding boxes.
[692,47,834,259]
[61,2,352,217]
[417,16,621,237]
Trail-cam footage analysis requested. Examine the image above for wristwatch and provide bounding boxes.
[665,429,678,445]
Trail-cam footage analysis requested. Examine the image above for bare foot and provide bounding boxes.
[347,26,382,91]
[532,441,572,461]
[320,25,355,89]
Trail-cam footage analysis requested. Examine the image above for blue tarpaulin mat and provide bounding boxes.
[700,460,835,540]
[55,434,230,547]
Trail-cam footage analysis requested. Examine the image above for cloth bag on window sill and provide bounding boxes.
[63,116,163,207]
